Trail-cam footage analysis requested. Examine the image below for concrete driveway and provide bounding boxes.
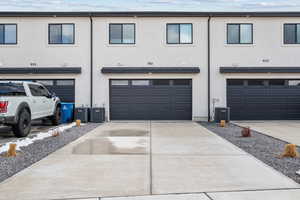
[233,121,300,146]
[0,121,299,200]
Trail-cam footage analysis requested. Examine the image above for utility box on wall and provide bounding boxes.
[90,108,105,123]
[214,107,230,123]
[75,107,90,123]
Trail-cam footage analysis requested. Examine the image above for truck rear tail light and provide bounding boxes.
[0,101,8,113]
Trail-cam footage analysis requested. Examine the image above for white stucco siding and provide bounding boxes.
[92,17,208,120]
[0,17,91,107]
[210,17,300,117]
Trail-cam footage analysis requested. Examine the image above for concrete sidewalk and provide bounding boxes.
[0,121,298,200]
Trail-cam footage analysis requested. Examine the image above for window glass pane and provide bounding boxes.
[269,80,285,86]
[288,80,300,86]
[240,24,252,44]
[4,25,16,44]
[248,80,264,86]
[62,24,74,44]
[110,24,122,44]
[38,85,50,96]
[297,24,300,44]
[0,82,25,96]
[153,79,170,86]
[167,24,179,44]
[227,80,244,86]
[123,24,135,44]
[180,24,192,44]
[36,80,54,86]
[49,24,61,44]
[0,25,4,44]
[173,79,191,86]
[132,80,150,86]
[29,84,43,96]
[227,24,239,44]
[57,80,74,86]
[111,80,129,86]
[284,24,296,44]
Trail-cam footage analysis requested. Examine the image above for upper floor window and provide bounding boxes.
[0,24,17,45]
[109,23,135,44]
[167,23,193,44]
[227,23,253,44]
[284,24,300,44]
[48,24,74,44]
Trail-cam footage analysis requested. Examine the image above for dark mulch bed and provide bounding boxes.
[200,122,300,184]
[0,123,100,183]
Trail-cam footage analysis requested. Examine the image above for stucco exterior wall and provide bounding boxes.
[0,17,91,107]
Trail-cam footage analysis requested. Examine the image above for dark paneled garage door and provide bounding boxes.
[3,79,75,102]
[110,79,192,120]
[227,79,300,120]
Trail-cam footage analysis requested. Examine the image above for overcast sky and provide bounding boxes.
[1,0,300,11]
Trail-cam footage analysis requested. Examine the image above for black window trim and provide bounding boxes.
[227,23,253,45]
[0,23,17,45]
[48,23,75,45]
[283,23,300,44]
[109,23,136,45]
[166,23,193,45]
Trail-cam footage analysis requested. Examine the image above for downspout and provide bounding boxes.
[90,15,93,108]
[207,16,211,122]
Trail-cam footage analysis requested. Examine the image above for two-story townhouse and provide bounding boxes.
[1,12,300,121]
[212,14,300,120]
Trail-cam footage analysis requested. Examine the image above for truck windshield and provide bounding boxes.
[0,83,26,96]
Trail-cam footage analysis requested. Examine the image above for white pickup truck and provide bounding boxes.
[0,81,61,137]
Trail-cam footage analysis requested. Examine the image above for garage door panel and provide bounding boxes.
[110,79,192,120]
[227,79,300,120]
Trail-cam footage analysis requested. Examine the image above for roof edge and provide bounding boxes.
[1,11,300,17]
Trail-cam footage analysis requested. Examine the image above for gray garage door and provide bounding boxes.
[4,79,75,102]
[227,79,300,120]
[110,79,192,120]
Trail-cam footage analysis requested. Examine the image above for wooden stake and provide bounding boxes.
[76,119,81,127]
[220,120,226,127]
[6,143,17,157]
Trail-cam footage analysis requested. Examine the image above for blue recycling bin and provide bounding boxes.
[60,103,74,123]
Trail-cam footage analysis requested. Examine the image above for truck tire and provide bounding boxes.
[12,109,31,138]
[51,106,61,126]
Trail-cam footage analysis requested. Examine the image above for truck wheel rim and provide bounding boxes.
[23,118,29,129]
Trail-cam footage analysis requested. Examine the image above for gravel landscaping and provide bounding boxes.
[0,123,100,183]
[200,122,300,184]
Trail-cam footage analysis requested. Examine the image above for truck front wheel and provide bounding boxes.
[12,109,31,138]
